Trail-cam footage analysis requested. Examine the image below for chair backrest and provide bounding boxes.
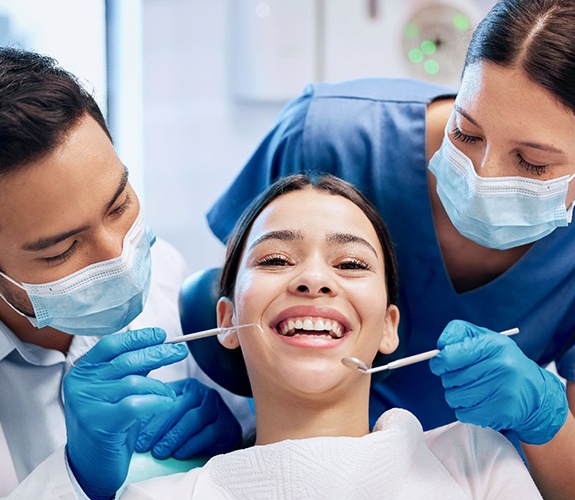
[178,267,252,396]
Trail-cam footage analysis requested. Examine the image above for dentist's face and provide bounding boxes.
[0,114,139,317]
[218,188,399,398]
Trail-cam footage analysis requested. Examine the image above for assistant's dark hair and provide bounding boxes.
[220,173,399,307]
[0,47,111,174]
[464,0,575,113]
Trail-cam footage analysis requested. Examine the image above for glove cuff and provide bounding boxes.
[514,369,568,445]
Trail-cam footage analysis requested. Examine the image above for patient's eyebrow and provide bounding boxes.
[248,230,303,251]
[327,232,378,257]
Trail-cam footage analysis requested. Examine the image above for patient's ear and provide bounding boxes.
[216,297,240,349]
[378,304,400,354]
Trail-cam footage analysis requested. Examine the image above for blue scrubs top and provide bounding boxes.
[208,78,575,431]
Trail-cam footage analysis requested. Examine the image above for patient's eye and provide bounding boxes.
[257,253,293,266]
[336,258,370,271]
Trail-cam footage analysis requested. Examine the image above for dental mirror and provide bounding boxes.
[342,327,519,375]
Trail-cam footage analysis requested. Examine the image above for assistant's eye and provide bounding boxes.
[257,253,293,267]
[336,258,371,271]
[517,154,547,175]
[41,241,79,265]
[451,127,481,144]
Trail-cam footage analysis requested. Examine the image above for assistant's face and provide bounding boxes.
[450,62,575,186]
[218,189,399,398]
[0,114,140,315]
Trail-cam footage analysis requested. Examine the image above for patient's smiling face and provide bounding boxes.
[217,188,399,398]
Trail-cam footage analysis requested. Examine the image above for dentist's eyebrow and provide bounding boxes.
[327,232,378,257]
[104,167,129,212]
[248,230,303,251]
[21,167,129,252]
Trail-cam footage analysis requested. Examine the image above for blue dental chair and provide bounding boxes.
[178,267,252,396]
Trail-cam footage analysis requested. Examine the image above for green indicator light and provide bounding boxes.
[408,48,424,64]
[424,59,440,75]
[420,40,436,55]
[404,23,419,39]
[453,13,470,30]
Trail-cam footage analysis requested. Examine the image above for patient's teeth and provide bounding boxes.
[277,317,346,338]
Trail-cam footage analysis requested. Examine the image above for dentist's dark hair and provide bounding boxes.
[0,47,112,174]
[464,0,575,113]
[219,173,399,308]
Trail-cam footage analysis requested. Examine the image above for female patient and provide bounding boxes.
[122,174,540,499]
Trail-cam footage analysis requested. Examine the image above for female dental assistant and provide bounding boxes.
[206,0,575,497]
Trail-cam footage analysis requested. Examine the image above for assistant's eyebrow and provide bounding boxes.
[21,167,129,252]
[455,106,564,155]
[327,233,378,257]
[512,140,565,155]
[454,105,482,129]
[248,230,303,251]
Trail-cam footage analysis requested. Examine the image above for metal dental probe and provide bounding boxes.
[164,323,263,343]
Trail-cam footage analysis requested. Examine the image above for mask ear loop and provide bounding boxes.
[0,269,25,290]
[0,275,37,324]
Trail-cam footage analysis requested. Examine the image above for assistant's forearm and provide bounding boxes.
[522,412,575,499]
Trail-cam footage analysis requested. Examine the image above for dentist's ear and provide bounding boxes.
[216,297,240,349]
[378,304,400,355]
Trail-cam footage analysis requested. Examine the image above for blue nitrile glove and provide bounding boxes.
[429,320,568,445]
[134,377,242,459]
[64,328,189,500]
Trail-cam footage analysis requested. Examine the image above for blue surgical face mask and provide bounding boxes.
[0,211,155,335]
[428,130,575,250]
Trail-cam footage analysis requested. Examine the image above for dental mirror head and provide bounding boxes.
[341,356,370,372]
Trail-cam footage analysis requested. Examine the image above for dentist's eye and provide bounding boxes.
[257,253,293,267]
[110,193,133,218]
[41,241,79,265]
[337,258,370,271]
[451,127,481,144]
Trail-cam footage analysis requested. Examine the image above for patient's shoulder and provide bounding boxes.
[424,421,542,499]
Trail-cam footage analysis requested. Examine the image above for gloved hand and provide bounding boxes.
[429,320,568,445]
[64,327,189,500]
[134,378,242,459]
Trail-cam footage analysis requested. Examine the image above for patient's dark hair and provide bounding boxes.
[0,47,111,174]
[220,173,399,307]
[464,0,575,113]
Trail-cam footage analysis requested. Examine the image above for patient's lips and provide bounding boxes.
[276,317,345,339]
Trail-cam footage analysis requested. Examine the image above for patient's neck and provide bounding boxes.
[252,383,371,445]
